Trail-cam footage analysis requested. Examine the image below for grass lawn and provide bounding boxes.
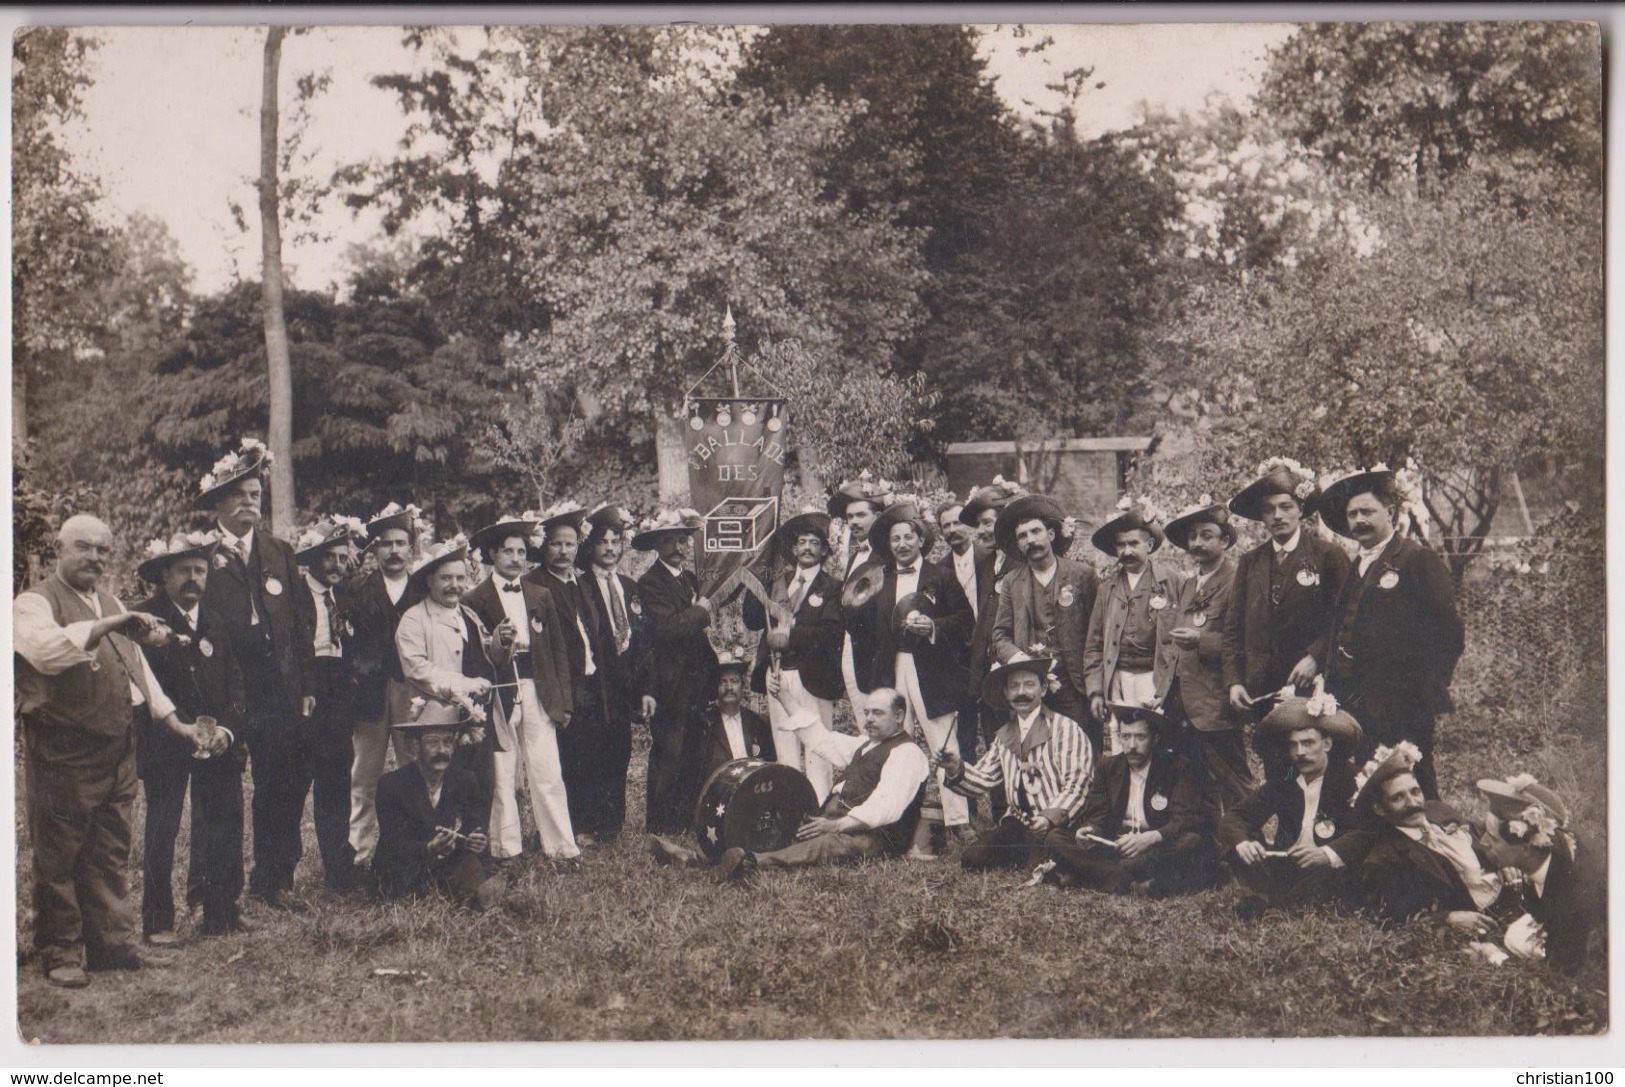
[13,707,1607,1044]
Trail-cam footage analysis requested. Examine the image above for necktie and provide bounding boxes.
[788,573,809,611]
[607,575,630,652]
[324,589,341,653]
[501,582,522,593]
[238,537,252,565]
[897,564,918,575]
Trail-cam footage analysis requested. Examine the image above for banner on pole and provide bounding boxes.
[684,398,790,598]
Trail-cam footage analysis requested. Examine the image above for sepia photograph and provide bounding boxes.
[8,13,1607,1051]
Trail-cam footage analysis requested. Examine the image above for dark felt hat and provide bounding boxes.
[1318,469,1398,539]
[866,501,936,562]
[1163,500,1236,552]
[1229,464,1321,523]
[137,531,222,584]
[994,494,1075,560]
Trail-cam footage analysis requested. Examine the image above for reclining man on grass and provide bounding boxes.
[716,688,930,880]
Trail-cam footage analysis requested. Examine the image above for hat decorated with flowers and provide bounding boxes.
[395,694,482,735]
[960,475,1029,526]
[631,508,704,552]
[1255,678,1363,749]
[1353,741,1425,816]
[409,533,471,585]
[366,502,431,544]
[1477,774,1570,849]
[194,437,273,509]
[1318,461,1427,540]
[1090,494,1166,556]
[1164,495,1237,552]
[471,514,542,560]
[294,515,368,565]
[773,507,834,564]
[981,647,1060,711]
[138,529,224,584]
[827,470,894,519]
[1229,457,1321,522]
[994,494,1078,560]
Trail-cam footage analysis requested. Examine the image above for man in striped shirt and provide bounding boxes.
[939,653,1093,871]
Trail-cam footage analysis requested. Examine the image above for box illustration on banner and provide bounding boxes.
[702,496,779,554]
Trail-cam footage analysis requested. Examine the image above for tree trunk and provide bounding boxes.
[654,404,691,507]
[13,362,27,449]
[259,26,295,536]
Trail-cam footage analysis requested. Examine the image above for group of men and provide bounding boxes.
[16,439,1601,989]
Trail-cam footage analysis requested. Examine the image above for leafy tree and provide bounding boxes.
[11,27,118,443]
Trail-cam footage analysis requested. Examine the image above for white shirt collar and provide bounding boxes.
[1032,561,1058,587]
[659,558,684,579]
[305,572,332,597]
[1124,567,1145,590]
[1272,528,1302,555]
[1530,854,1553,899]
[220,525,255,551]
[1357,530,1395,564]
[496,573,524,590]
[1015,705,1045,742]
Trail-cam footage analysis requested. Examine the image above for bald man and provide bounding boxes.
[16,516,220,988]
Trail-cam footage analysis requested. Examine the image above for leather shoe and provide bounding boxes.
[251,889,309,913]
[648,834,703,867]
[145,930,181,948]
[717,847,756,882]
[45,965,89,989]
[89,947,177,972]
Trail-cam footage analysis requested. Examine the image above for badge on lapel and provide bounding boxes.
[1192,612,1207,628]
[808,593,824,608]
[1150,792,1169,811]
[630,599,643,616]
[1296,569,1320,587]
[530,616,546,634]
[1058,585,1076,608]
[213,553,228,570]
[1149,594,1168,611]
[264,577,283,596]
[1314,818,1336,840]
[1378,570,1400,590]
[199,638,214,658]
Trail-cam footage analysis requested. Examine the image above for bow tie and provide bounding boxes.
[896,565,918,575]
[501,583,523,593]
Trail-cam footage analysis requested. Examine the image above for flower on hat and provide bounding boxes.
[144,528,223,561]
[410,533,469,576]
[1114,494,1165,525]
[1504,772,1540,792]
[408,696,427,719]
[1060,516,1078,540]
[1353,741,1424,796]
[1255,457,1318,499]
[199,437,273,494]
[1303,676,1339,718]
[857,469,873,482]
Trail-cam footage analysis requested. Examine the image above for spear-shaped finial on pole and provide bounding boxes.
[723,304,736,346]
[724,305,740,397]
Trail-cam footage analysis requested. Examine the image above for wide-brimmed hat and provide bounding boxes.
[1229,459,1321,523]
[193,437,273,509]
[471,515,541,560]
[994,494,1075,559]
[137,530,223,584]
[827,474,893,519]
[631,508,703,552]
[1353,741,1424,816]
[1255,690,1363,750]
[1477,774,1570,828]
[866,500,935,562]
[535,499,588,535]
[409,535,470,586]
[773,509,833,564]
[294,515,367,565]
[1090,496,1166,556]
[1163,497,1236,552]
[1317,468,1399,539]
[366,502,428,544]
[960,476,1028,526]
[1107,702,1179,742]
[981,650,1058,711]
[393,696,476,736]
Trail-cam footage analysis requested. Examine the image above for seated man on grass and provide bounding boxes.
[374,700,504,911]
[717,688,929,880]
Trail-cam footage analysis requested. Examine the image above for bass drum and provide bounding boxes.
[693,758,818,862]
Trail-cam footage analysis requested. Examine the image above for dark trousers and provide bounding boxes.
[1050,830,1218,895]
[382,849,486,908]
[646,695,710,836]
[305,662,358,889]
[26,720,139,971]
[1227,854,1350,907]
[1184,727,1255,815]
[141,747,245,935]
[960,816,1054,870]
[559,679,632,840]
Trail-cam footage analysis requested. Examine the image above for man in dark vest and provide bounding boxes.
[1319,468,1465,800]
[16,515,202,987]
[195,438,315,910]
[720,688,930,877]
[1221,459,1350,779]
[340,502,426,874]
[133,530,248,943]
[577,503,656,844]
[634,509,719,837]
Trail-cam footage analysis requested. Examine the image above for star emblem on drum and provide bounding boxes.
[715,803,727,817]
[705,825,719,843]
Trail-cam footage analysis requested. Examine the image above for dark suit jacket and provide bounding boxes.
[743,565,843,700]
[867,559,973,720]
[964,545,1004,695]
[1360,801,1481,921]
[1221,531,1351,699]
[637,559,719,725]
[579,567,653,720]
[336,570,421,718]
[1155,557,1238,732]
[462,575,574,725]
[1324,535,1465,726]
[1532,833,1607,976]
[839,548,883,696]
[201,526,314,714]
[1074,750,1210,841]
[528,567,612,713]
[134,592,247,778]
[1217,765,1369,862]
[374,761,487,898]
[1083,559,1178,698]
[701,704,776,780]
[993,555,1099,699]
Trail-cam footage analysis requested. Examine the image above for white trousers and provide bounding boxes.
[1106,669,1158,756]
[894,653,969,827]
[349,678,414,863]
[766,666,835,804]
[841,634,865,713]
[489,678,579,859]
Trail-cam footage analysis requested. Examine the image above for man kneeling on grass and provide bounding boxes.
[717,689,929,880]
[375,700,505,910]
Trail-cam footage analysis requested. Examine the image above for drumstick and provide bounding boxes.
[1079,832,1118,848]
